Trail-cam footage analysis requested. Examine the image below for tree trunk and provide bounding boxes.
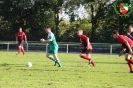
[54,8,60,41]
[91,4,95,42]
[119,17,124,34]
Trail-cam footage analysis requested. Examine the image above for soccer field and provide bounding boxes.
[0,51,133,88]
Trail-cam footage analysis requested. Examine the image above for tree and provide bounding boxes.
[0,0,55,40]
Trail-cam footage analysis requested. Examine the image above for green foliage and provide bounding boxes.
[0,0,56,40]
[81,0,133,42]
[0,0,133,42]
[58,19,91,42]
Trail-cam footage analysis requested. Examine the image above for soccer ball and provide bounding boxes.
[26,62,32,67]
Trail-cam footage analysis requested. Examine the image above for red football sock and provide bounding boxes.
[21,48,25,55]
[91,60,96,66]
[129,59,133,64]
[128,61,133,71]
[80,55,91,60]
[18,48,21,54]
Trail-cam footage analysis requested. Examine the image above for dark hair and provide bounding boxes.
[112,30,119,34]
[19,27,22,29]
[46,25,51,29]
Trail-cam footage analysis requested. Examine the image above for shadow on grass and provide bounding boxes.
[0,63,24,67]
[0,63,10,66]
[19,68,68,72]
[95,62,126,64]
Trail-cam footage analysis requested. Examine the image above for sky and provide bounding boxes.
[31,0,117,20]
[59,0,116,20]
[59,5,89,20]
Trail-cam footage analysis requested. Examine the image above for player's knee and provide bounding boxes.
[79,54,83,57]
[125,58,130,61]
[46,54,50,58]
[53,55,57,59]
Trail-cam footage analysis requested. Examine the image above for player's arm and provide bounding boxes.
[119,48,126,57]
[23,32,27,43]
[123,40,132,54]
[44,39,52,42]
[40,38,52,42]
[86,38,90,46]
[24,35,27,43]
[86,37,91,49]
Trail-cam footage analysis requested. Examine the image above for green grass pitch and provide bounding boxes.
[0,51,133,88]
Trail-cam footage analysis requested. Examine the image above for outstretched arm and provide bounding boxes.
[40,38,52,42]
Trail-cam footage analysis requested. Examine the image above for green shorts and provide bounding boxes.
[47,46,58,54]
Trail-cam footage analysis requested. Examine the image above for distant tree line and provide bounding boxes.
[0,0,133,43]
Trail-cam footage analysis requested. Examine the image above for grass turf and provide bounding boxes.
[0,51,133,88]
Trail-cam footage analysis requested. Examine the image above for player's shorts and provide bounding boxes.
[47,46,58,54]
[81,47,92,54]
[18,40,24,46]
[125,47,133,53]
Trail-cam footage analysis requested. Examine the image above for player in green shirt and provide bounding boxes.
[40,25,62,67]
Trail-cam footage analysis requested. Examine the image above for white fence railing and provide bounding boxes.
[0,41,121,54]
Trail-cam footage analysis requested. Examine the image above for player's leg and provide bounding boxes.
[21,46,25,55]
[21,41,25,55]
[53,54,62,67]
[21,46,24,53]
[46,53,58,66]
[87,54,91,64]
[80,53,91,60]
[52,46,62,67]
[17,46,21,55]
[125,53,133,73]
[80,48,91,60]
[86,53,96,66]
[46,53,56,61]
[17,41,22,55]
[46,48,58,62]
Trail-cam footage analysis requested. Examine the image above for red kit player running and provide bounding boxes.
[77,29,96,66]
[112,30,133,73]
[16,27,27,56]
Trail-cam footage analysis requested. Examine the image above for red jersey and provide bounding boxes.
[16,32,26,41]
[118,35,133,48]
[80,34,91,46]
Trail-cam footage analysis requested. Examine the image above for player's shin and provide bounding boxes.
[21,48,25,55]
[128,61,133,72]
[56,60,62,67]
[80,54,96,66]
[90,60,96,66]
[80,55,91,60]
[129,58,133,64]
[49,57,56,61]
[18,47,21,54]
